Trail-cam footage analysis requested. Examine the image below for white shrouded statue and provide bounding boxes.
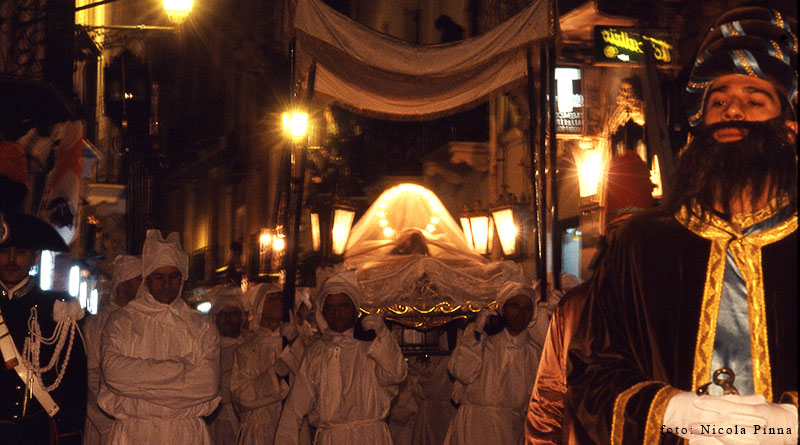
[335,183,524,312]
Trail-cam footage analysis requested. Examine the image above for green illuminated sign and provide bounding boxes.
[594,27,673,65]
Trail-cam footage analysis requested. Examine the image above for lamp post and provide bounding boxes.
[282,109,309,321]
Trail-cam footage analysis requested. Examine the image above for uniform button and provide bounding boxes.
[15,385,21,390]
[12,415,18,419]
[14,402,19,406]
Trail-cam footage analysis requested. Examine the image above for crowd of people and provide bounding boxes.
[1,6,797,445]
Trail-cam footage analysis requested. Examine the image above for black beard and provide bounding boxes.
[667,118,797,218]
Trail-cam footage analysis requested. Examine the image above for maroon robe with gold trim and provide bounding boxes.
[566,205,797,444]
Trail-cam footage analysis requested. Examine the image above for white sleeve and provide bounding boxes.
[448,323,484,385]
[231,342,287,411]
[275,354,317,445]
[278,332,315,376]
[84,314,114,431]
[366,329,408,386]
[181,320,221,411]
[100,314,219,410]
[83,314,104,397]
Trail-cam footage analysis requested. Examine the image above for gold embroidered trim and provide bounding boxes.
[689,107,704,122]
[691,239,727,392]
[678,198,790,238]
[688,80,712,89]
[779,391,798,408]
[612,381,658,445]
[732,215,797,401]
[677,205,797,400]
[644,386,681,444]
[743,213,798,247]
[734,50,758,77]
[774,11,784,30]
[730,196,790,229]
[770,40,784,62]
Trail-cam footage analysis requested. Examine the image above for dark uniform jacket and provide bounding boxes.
[566,205,797,444]
[0,278,87,445]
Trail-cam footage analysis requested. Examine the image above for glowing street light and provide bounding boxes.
[163,0,194,24]
[76,0,195,26]
[576,147,604,199]
[283,111,309,139]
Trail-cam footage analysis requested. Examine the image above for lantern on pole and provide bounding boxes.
[492,205,526,259]
[310,203,356,261]
[460,210,492,256]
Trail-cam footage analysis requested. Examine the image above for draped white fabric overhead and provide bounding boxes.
[293,0,553,120]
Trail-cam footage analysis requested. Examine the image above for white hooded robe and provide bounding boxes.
[275,275,407,445]
[443,282,543,445]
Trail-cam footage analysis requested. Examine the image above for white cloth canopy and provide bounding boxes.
[293,0,553,120]
[338,184,524,311]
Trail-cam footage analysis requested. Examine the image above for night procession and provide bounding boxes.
[0,0,797,443]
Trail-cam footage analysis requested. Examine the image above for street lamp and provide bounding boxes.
[162,0,194,24]
[76,0,195,25]
[283,111,309,140]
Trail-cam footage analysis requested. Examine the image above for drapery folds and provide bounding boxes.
[291,0,554,120]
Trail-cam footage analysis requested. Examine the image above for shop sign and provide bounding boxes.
[594,27,673,65]
[555,67,584,134]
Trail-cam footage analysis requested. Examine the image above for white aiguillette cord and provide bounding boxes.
[0,307,60,418]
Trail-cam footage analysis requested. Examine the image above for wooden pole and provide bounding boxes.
[537,45,548,301]
[526,48,543,298]
[548,41,561,291]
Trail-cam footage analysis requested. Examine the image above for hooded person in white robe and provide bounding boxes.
[208,286,247,445]
[98,230,221,445]
[409,354,456,445]
[229,282,295,444]
[276,286,316,378]
[83,255,142,445]
[444,281,544,445]
[274,271,408,445]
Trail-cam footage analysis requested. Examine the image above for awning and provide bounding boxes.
[293,0,554,120]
